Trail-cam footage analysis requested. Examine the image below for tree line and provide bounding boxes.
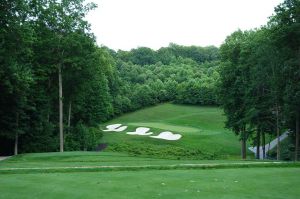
[109,44,220,114]
[0,0,112,154]
[218,0,299,160]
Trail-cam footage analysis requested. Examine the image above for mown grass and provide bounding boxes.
[100,103,244,159]
[1,152,299,198]
[1,167,299,199]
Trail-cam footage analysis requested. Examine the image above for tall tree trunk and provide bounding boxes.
[295,112,299,161]
[241,129,246,159]
[276,106,280,160]
[14,112,19,155]
[14,133,18,155]
[47,78,51,123]
[59,64,64,152]
[256,129,261,159]
[68,101,72,130]
[241,139,246,159]
[262,131,266,159]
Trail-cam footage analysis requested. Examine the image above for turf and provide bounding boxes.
[1,167,299,199]
[1,152,299,198]
[0,151,258,169]
[100,103,242,159]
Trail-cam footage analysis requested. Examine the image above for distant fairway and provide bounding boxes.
[129,122,199,133]
[100,103,242,159]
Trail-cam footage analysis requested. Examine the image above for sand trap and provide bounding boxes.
[126,127,153,136]
[103,124,127,132]
[103,124,182,141]
[150,131,182,141]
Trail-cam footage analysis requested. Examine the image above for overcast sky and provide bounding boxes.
[85,0,283,51]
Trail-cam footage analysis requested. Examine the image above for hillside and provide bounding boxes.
[99,103,242,159]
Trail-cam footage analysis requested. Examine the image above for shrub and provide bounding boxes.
[65,122,102,151]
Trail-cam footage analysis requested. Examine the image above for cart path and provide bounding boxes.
[0,156,11,161]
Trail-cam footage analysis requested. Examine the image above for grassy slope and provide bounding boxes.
[1,167,299,199]
[100,103,242,159]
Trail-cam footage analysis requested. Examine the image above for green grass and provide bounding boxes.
[0,151,260,169]
[129,122,199,133]
[1,167,299,199]
[1,152,299,198]
[100,103,242,159]
[1,151,298,174]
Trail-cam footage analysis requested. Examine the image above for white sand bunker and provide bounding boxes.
[151,131,182,141]
[103,124,182,141]
[126,127,153,136]
[103,124,128,132]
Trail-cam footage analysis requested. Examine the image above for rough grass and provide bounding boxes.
[100,103,243,159]
[0,151,249,169]
[1,152,298,173]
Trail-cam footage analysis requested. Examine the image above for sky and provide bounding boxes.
[85,0,284,51]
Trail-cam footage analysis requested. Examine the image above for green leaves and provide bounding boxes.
[218,0,300,160]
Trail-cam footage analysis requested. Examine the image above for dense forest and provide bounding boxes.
[110,44,220,113]
[0,0,299,160]
[219,0,300,160]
